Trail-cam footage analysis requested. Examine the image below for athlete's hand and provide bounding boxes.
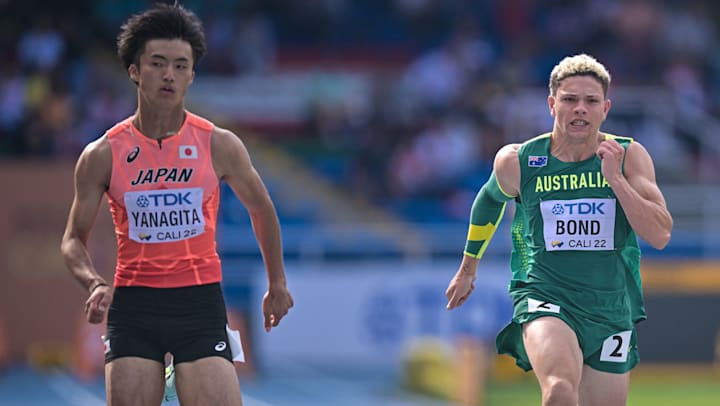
[85,285,112,324]
[597,139,625,186]
[262,285,294,332]
[445,269,476,310]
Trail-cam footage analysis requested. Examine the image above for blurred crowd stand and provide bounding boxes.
[2,1,719,190]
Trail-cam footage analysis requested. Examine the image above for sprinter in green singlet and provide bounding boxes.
[445,54,673,406]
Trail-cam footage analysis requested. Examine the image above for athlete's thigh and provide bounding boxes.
[105,356,164,406]
[523,316,584,387]
[579,365,629,406]
[175,356,242,406]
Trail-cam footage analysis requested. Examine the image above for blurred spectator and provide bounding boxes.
[17,16,65,73]
[28,73,74,156]
[0,59,25,156]
[400,17,493,111]
[230,10,276,74]
[2,0,720,219]
[388,111,479,198]
[202,9,276,75]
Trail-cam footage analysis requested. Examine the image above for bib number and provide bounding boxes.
[540,198,615,251]
[125,187,205,244]
[600,330,632,363]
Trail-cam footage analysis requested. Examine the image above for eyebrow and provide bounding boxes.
[150,54,190,63]
[559,92,601,98]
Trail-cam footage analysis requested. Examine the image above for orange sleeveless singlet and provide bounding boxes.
[105,112,222,288]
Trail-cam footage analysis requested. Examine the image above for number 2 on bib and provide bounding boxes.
[600,330,632,362]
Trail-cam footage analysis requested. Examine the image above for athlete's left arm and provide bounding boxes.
[212,127,294,332]
[598,139,673,249]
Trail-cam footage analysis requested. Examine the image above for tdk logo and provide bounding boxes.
[136,195,150,208]
[136,192,193,207]
[553,202,605,216]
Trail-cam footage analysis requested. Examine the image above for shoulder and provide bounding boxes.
[105,116,134,140]
[519,132,552,150]
[81,135,112,163]
[625,139,648,156]
[76,135,112,186]
[609,135,651,165]
[210,126,253,179]
[185,111,215,132]
[603,132,634,146]
[494,143,521,171]
[492,133,550,196]
[493,143,521,196]
[624,140,655,176]
[211,125,245,151]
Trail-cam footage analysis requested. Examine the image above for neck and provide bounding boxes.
[550,131,604,162]
[133,106,186,140]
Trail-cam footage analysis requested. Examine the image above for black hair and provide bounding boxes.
[116,2,207,70]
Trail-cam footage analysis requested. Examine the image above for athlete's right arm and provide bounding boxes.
[446,144,520,309]
[60,137,113,323]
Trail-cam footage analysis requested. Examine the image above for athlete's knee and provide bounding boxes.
[542,376,578,406]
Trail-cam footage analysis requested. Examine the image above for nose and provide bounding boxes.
[163,67,175,82]
[574,100,588,114]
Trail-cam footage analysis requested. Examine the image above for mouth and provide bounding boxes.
[160,87,175,94]
[569,119,589,127]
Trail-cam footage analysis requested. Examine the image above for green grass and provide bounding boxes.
[627,382,720,406]
[402,343,720,405]
[486,380,541,405]
[485,368,720,406]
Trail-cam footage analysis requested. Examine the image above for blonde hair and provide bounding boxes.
[549,54,611,97]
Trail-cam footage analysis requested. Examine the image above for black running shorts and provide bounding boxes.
[104,283,233,365]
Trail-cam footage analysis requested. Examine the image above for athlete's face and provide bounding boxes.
[129,39,195,108]
[548,75,610,142]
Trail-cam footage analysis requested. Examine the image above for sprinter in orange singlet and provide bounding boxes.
[60,4,293,405]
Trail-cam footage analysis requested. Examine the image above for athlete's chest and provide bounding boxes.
[116,133,213,191]
[520,161,619,251]
[519,157,613,204]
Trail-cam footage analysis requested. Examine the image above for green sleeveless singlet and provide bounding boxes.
[495,133,644,374]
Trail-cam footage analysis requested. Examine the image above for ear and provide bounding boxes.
[604,98,611,117]
[548,95,556,117]
[128,64,139,83]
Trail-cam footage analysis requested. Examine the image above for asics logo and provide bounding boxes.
[127,146,140,163]
[214,341,227,352]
